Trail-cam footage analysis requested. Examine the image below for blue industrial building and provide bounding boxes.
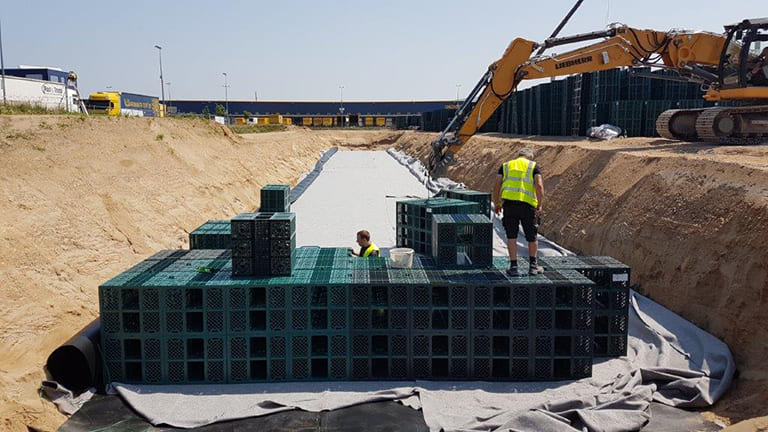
[169,100,455,116]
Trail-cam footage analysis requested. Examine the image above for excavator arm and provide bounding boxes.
[428,24,727,174]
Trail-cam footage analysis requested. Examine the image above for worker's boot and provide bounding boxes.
[528,256,544,276]
[506,260,520,277]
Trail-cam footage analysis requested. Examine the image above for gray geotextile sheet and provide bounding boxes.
[114,291,734,431]
[113,151,734,431]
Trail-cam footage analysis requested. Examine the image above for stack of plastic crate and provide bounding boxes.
[590,69,624,103]
[437,188,492,217]
[548,79,569,136]
[99,250,232,384]
[350,284,411,380]
[538,256,630,357]
[622,67,653,101]
[260,184,291,212]
[231,212,296,277]
[608,101,644,136]
[189,220,231,250]
[395,197,480,254]
[469,271,595,380]
[533,82,552,135]
[100,247,608,384]
[431,214,493,267]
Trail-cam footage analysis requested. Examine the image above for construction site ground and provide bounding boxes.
[0,116,766,431]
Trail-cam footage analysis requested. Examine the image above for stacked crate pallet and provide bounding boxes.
[485,67,721,138]
[437,188,492,217]
[395,197,480,255]
[431,214,493,267]
[231,212,296,277]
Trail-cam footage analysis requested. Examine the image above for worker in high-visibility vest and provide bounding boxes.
[493,148,545,276]
[352,230,380,257]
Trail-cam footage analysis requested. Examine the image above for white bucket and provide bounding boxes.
[389,248,414,269]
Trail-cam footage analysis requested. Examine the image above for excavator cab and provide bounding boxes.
[719,18,768,89]
[657,18,768,145]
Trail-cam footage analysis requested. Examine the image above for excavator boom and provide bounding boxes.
[428,15,768,175]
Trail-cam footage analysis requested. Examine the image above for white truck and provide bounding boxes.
[1,65,83,112]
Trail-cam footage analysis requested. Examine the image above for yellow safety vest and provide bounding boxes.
[362,242,380,257]
[501,157,538,208]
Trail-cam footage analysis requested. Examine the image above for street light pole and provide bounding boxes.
[339,85,345,127]
[154,45,164,106]
[0,20,7,104]
[222,72,229,122]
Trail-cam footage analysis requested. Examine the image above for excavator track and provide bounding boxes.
[695,105,768,145]
[656,109,706,141]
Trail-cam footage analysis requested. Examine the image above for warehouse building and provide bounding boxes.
[169,99,457,128]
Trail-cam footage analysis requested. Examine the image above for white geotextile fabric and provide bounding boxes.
[113,150,734,431]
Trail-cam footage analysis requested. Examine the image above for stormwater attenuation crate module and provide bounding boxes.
[437,189,492,218]
[396,197,481,255]
[495,255,630,357]
[99,247,597,384]
[189,220,231,250]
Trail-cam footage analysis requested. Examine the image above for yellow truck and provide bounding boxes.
[85,92,162,117]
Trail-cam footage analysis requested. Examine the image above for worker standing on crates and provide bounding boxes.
[493,148,545,276]
[351,230,380,257]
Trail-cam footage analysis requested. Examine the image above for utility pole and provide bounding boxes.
[154,45,164,106]
[222,72,229,122]
[0,20,6,104]
[339,85,345,127]
[254,90,257,101]
[455,84,462,109]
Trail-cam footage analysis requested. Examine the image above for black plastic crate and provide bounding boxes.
[539,256,630,357]
[189,220,231,250]
[431,214,493,267]
[260,184,291,213]
[396,198,480,255]
[437,188,492,218]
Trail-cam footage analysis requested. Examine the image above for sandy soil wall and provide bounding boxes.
[0,115,395,431]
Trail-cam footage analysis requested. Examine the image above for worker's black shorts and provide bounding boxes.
[502,200,538,242]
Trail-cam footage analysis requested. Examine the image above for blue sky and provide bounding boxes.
[2,1,765,100]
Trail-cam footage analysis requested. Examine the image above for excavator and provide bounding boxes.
[428,0,768,175]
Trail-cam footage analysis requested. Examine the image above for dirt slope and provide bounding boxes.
[0,116,397,431]
[396,132,768,424]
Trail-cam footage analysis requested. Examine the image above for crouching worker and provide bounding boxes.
[351,230,380,257]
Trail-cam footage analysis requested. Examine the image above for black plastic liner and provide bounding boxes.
[58,395,429,432]
[46,318,103,394]
[290,147,338,203]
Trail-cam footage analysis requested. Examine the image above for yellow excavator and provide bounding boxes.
[428,0,768,174]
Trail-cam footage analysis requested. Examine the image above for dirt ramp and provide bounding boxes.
[395,131,768,421]
[0,116,389,431]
